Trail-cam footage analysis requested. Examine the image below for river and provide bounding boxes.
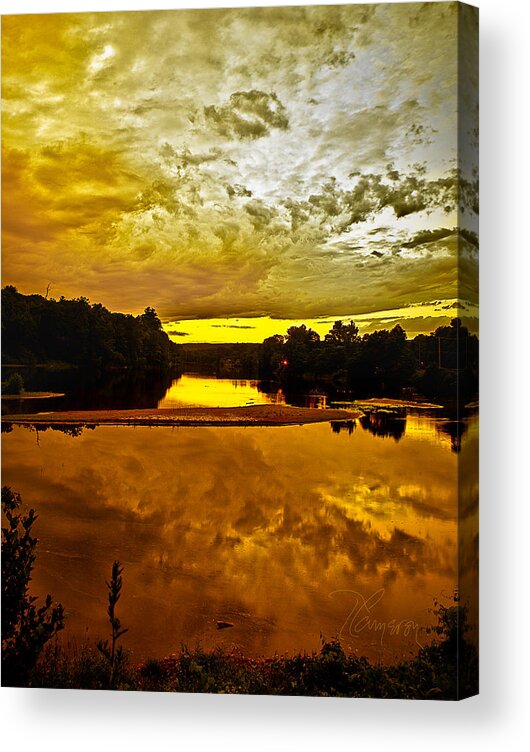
[1,373,478,663]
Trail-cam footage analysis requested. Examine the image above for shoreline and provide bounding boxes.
[2,392,66,400]
[2,404,361,427]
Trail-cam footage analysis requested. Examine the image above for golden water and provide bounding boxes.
[2,405,477,663]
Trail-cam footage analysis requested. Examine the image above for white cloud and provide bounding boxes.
[2,4,478,319]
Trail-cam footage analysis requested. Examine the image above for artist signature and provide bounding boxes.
[329,588,424,648]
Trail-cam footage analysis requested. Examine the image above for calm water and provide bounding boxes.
[157,374,329,409]
[2,372,328,413]
[158,374,286,408]
[1,375,478,663]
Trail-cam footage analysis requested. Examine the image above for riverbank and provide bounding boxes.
[2,392,66,400]
[29,604,478,699]
[352,398,444,409]
[2,404,360,427]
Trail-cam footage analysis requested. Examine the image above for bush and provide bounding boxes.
[96,560,129,689]
[31,603,477,698]
[17,495,476,698]
[2,372,24,394]
[1,486,64,686]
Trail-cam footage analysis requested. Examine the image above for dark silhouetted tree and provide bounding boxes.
[1,287,181,371]
[324,320,359,347]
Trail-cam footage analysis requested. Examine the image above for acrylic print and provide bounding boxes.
[1,3,478,698]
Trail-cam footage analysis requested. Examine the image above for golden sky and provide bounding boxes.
[1,3,478,341]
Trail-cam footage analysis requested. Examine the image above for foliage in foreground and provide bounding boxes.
[96,560,129,689]
[2,485,477,699]
[1,486,64,686]
[31,602,477,699]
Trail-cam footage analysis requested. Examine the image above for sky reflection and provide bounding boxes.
[2,414,475,662]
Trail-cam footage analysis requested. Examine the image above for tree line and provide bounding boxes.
[1,286,181,371]
[1,286,478,400]
[259,318,478,401]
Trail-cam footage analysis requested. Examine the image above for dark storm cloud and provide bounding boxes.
[2,3,477,320]
[437,302,468,311]
[403,228,456,248]
[358,316,454,336]
[284,166,478,238]
[244,199,277,228]
[226,183,253,198]
[402,227,478,250]
[204,90,289,140]
[159,142,223,168]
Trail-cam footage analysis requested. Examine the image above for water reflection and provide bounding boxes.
[2,412,477,663]
[157,373,331,410]
[158,374,277,408]
[1,370,330,414]
[359,411,407,441]
[331,420,356,435]
[2,368,174,414]
[436,420,468,453]
[302,392,328,409]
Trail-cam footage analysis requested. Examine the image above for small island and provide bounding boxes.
[2,404,361,428]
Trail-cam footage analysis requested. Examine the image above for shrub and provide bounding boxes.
[1,486,64,686]
[96,560,129,689]
[3,372,24,394]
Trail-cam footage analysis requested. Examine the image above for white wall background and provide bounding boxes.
[1,1,529,749]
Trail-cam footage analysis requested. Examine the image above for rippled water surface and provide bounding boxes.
[2,402,478,663]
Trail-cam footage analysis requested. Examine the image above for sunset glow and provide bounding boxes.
[2,4,477,336]
[1,3,479,699]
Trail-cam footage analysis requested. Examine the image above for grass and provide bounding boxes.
[2,486,477,699]
[30,603,477,699]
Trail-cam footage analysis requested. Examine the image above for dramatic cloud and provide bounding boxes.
[205,90,289,140]
[2,3,478,324]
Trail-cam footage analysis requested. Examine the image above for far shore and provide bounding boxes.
[1,404,361,428]
[351,397,444,409]
[2,392,66,400]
